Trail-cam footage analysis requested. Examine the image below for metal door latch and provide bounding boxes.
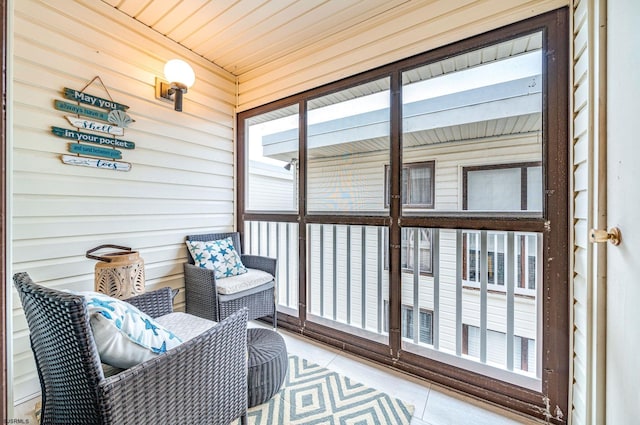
[589,227,622,246]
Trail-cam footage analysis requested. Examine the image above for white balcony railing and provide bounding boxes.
[244,221,541,387]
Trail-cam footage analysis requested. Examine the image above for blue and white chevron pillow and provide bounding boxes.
[186,237,248,279]
[71,291,183,368]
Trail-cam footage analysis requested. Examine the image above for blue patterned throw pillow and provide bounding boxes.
[69,291,183,369]
[186,237,248,279]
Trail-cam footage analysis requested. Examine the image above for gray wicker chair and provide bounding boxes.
[13,272,248,425]
[184,232,277,328]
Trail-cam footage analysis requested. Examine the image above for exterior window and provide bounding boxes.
[462,231,537,292]
[462,231,506,287]
[386,302,433,345]
[385,227,433,275]
[462,324,535,373]
[463,162,542,212]
[402,228,432,275]
[385,161,435,208]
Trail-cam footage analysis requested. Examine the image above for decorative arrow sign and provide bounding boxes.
[54,100,109,121]
[63,88,129,111]
[65,116,124,136]
[61,154,131,172]
[52,126,135,149]
[68,143,122,159]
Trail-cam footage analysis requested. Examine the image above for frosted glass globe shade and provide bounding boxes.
[164,59,195,88]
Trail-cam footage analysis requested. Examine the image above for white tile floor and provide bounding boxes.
[13,321,543,425]
[254,322,543,425]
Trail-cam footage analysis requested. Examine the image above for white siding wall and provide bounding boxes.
[11,0,236,402]
[236,0,568,111]
[307,134,540,213]
[247,160,294,211]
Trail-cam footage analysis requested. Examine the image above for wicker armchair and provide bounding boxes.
[184,232,277,328]
[13,272,248,425]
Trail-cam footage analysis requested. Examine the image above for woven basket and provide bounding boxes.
[86,245,145,299]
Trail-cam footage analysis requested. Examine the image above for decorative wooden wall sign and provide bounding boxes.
[68,143,122,159]
[61,155,131,171]
[52,127,135,149]
[65,116,124,136]
[53,76,135,171]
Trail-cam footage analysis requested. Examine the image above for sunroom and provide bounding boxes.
[2,1,638,425]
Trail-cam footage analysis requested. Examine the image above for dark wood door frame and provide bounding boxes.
[1,0,7,420]
[237,8,569,423]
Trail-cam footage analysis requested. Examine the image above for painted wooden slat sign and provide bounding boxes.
[61,154,131,172]
[55,100,109,121]
[52,126,135,149]
[64,88,129,111]
[68,143,122,159]
[66,116,124,136]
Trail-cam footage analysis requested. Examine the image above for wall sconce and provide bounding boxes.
[155,59,195,112]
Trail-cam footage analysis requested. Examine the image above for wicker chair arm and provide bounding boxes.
[241,254,277,276]
[183,263,220,321]
[100,308,248,425]
[125,287,174,318]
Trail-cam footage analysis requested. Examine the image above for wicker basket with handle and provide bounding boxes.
[86,244,145,299]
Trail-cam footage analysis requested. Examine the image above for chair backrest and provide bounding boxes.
[13,272,106,423]
[185,232,242,264]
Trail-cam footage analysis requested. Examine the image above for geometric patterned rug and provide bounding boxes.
[233,355,414,425]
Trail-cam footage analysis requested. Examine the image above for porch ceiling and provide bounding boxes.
[103,0,411,76]
[102,0,563,79]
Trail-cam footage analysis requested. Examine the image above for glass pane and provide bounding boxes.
[401,228,541,388]
[398,227,436,349]
[306,78,390,214]
[401,32,543,215]
[467,168,521,210]
[245,105,299,211]
[527,166,543,211]
[244,221,299,313]
[307,224,388,344]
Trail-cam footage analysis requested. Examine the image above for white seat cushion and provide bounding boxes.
[216,268,273,295]
[155,312,217,341]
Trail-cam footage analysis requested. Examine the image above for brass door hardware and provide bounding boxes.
[588,227,622,246]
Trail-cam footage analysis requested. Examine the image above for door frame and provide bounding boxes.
[1,0,8,419]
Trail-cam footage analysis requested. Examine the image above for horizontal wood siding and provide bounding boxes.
[308,133,541,212]
[11,0,236,402]
[247,161,294,211]
[236,0,568,111]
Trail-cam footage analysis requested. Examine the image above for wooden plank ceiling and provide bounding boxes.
[103,0,411,76]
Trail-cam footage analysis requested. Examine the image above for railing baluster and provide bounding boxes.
[480,230,488,364]
[456,229,463,356]
[506,231,515,371]
[333,225,337,321]
[319,224,324,317]
[361,226,366,329]
[347,226,351,324]
[432,228,440,349]
[413,228,420,344]
[377,227,383,334]
[285,223,290,308]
